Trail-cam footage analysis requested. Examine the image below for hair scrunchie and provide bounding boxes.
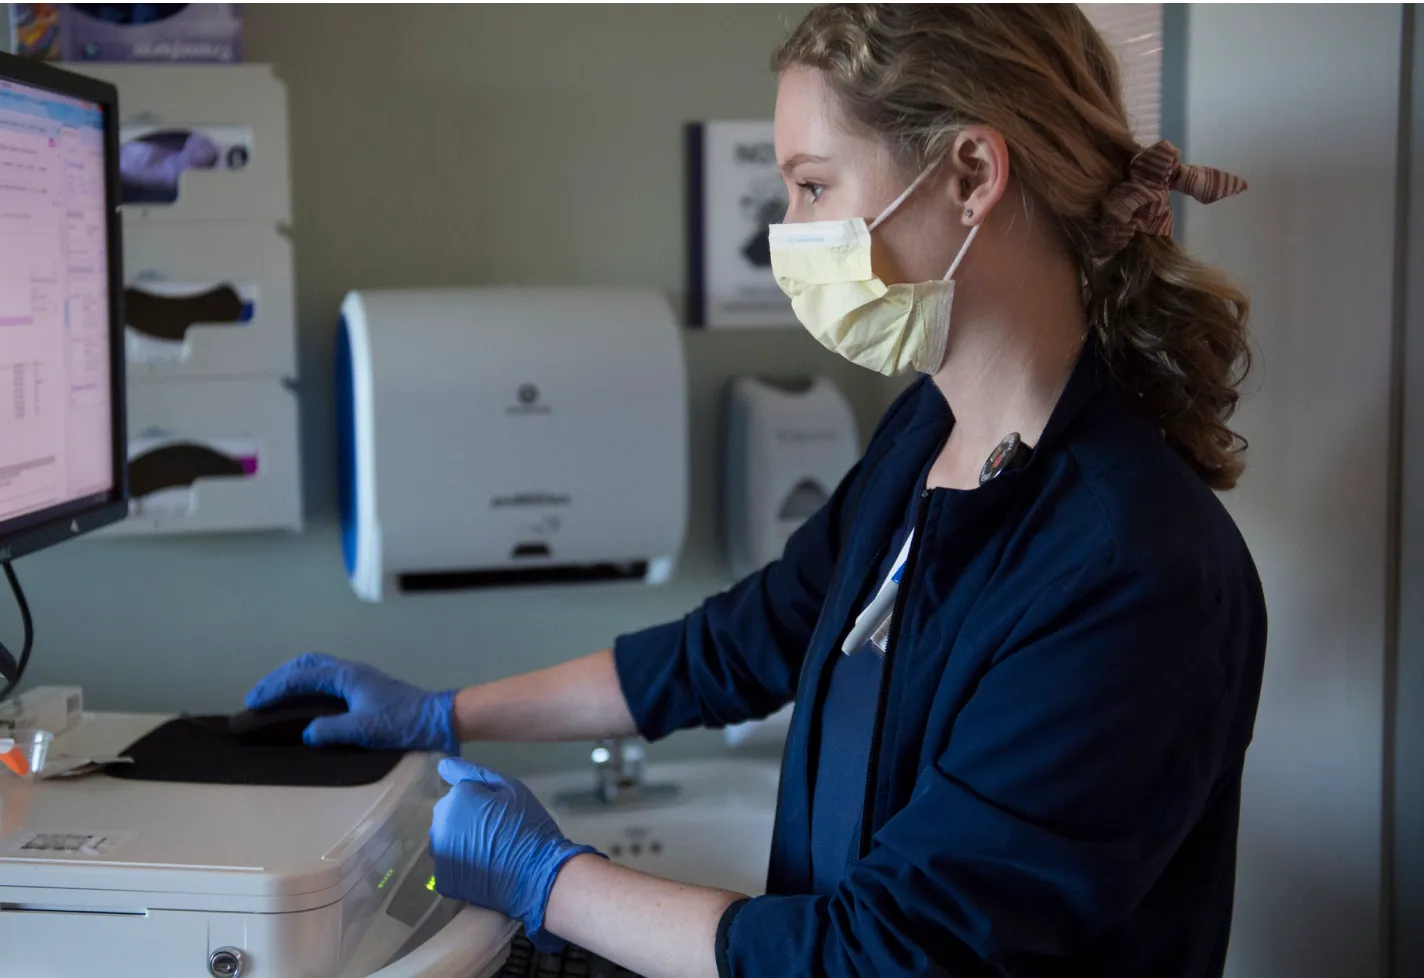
[1100,140,1248,254]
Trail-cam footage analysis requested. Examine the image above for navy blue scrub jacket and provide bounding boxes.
[614,341,1268,977]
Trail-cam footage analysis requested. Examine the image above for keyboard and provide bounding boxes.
[496,934,643,978]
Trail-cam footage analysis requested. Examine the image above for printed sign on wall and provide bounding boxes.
[685,120,797,329]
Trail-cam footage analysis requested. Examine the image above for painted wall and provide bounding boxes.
[4,7,1411,971]
[1184,5,1402,977]
[0,4,907,776]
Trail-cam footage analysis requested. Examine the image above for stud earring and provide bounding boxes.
[964,208,974,220]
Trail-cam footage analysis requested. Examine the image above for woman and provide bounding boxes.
[247,6,1266,976]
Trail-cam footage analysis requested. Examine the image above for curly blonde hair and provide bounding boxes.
[773,4,1252,489]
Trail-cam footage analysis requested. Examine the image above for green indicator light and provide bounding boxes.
[426,875,437,892]
[377,868,395,890]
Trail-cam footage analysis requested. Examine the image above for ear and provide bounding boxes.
[944,126,1010,227]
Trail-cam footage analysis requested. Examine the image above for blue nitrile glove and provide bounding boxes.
[430,757,602,952]
[244,653,459,755]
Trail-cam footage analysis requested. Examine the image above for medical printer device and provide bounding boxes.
[0,712,518,978]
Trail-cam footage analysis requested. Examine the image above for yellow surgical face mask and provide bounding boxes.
[768,161,978,377]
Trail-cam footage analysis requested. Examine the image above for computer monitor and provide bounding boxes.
[0,52,127,566]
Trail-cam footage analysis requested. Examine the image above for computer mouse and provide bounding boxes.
[228,692,349,746]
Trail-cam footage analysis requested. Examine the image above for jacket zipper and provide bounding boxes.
[856,487,932,859]
[765,439,899,891]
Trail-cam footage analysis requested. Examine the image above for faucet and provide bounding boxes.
[553,737,680,812]
[592,738,644,803]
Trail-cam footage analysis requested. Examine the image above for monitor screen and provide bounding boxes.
[0,56,126,560]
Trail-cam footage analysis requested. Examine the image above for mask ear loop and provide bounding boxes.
[943,223,979,281]
[868,157,946,232]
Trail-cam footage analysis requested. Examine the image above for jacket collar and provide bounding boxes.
[1037,332,1109,451]
[897,331,1110,457]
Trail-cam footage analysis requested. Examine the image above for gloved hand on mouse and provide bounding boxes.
[244,652,460,755]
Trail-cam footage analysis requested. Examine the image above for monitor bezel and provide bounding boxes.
[0,52,128,564]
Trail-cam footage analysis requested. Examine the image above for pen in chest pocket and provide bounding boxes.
[841,530,915,656]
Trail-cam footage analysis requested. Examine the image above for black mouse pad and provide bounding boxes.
[106,716,407,787]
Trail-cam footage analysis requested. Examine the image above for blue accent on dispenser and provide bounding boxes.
[335,313,358,578]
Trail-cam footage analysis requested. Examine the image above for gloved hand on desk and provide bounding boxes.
[244,652,460,755]
[249,659,600,945]
[431,757,601,951]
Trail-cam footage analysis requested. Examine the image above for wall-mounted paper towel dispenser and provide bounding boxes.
[721,375,859,580]
[336,287,689,601]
